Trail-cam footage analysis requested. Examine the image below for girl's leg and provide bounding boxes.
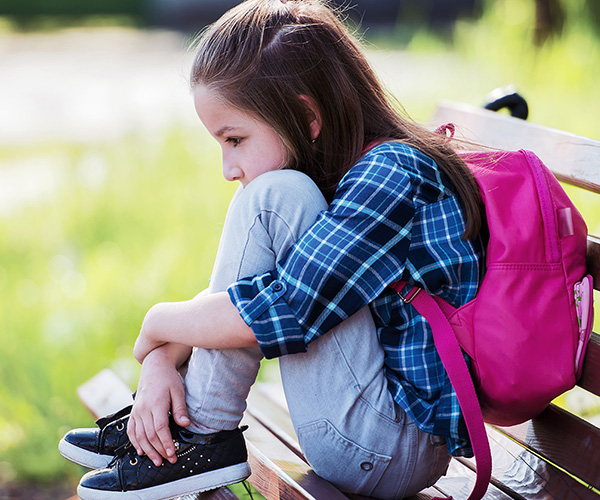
[183,170,328,432]
[76,172,321,499]
[184,169,450,499]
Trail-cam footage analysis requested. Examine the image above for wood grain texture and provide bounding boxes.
[487,424,599,499]
[494,405,600,493]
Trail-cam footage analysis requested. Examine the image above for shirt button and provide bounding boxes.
[272,283,283,292]
[360,462,373,471]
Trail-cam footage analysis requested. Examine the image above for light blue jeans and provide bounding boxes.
[184,170,450,499]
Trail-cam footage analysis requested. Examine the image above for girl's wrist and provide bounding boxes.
[144,344,173,365]
[146,342,191,368]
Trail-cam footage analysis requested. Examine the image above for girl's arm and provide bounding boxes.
[135,150,416,363]
[133,291,256,363]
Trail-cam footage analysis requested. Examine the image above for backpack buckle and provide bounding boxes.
[398,286,422,304]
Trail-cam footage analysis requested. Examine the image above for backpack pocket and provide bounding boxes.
[574,275,594,378]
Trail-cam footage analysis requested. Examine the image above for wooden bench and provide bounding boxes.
[75,101,600,500]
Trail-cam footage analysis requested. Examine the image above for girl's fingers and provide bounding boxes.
[126,415,142,456]
[135,417,164,467]
[152,411,177,463]
[171,386,191,428]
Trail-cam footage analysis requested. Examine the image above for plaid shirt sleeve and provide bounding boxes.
[228,146,426,359]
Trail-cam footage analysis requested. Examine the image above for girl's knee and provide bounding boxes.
[241,170,326,212]
[235,170,328,238]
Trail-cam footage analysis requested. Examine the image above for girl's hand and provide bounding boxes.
[127,346,191,466]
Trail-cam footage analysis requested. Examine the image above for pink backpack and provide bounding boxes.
[391,149,594,500]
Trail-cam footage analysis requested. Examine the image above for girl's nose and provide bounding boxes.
[222,157,243,183]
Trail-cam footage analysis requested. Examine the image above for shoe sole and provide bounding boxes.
[59,438,113,469]
[77,461,251,500]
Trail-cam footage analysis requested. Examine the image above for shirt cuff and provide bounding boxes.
[227,271,307,359]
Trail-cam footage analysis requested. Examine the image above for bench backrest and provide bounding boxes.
[433,100,600,194]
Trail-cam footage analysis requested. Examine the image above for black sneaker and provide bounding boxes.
[59,405,132,469]
[77,424,250,500]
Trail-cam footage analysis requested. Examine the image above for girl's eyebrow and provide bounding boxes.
[215,125,239,137]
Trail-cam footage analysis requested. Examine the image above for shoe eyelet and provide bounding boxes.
[115,422,125,432]
[130,458,138,466]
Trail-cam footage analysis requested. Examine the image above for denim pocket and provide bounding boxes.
[297,419,392,497]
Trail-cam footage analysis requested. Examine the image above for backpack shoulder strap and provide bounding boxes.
[410,290,492,500]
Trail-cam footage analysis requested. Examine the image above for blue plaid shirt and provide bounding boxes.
[228,142,484,456]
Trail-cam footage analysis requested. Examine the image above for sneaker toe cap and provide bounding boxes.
[63,428,100,453]
[79,466,122,491]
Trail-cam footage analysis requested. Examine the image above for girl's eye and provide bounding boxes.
[225,137,242,147]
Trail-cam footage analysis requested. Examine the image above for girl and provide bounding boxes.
[60,0,485,498]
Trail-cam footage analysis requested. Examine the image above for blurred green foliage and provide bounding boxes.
[0,0,599,488]
[0,130,236,483]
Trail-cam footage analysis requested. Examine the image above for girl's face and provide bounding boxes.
[194,85,286,187]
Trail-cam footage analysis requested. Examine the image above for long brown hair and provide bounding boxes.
[190,0,482,239]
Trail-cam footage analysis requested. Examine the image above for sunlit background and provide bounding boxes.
[0,0,599,497]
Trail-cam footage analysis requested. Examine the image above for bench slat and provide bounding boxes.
[431,101,600,192]
[496,404,600,494]
[433,424,597,499]
[404,487,454,500]
[579,332,600,397]
[588,236,600,290]
[77,368,134,418]
[489,422,599,499]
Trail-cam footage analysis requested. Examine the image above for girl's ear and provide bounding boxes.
[298,94,322,141]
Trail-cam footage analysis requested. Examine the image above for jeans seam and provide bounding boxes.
[330,329,362,392]
[356,393,403,427]
[393,419,418,499]
[237,210,295,280]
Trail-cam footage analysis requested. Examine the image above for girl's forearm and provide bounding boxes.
[138,292,257,356]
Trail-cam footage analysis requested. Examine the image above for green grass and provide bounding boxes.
[1,0,599,486]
